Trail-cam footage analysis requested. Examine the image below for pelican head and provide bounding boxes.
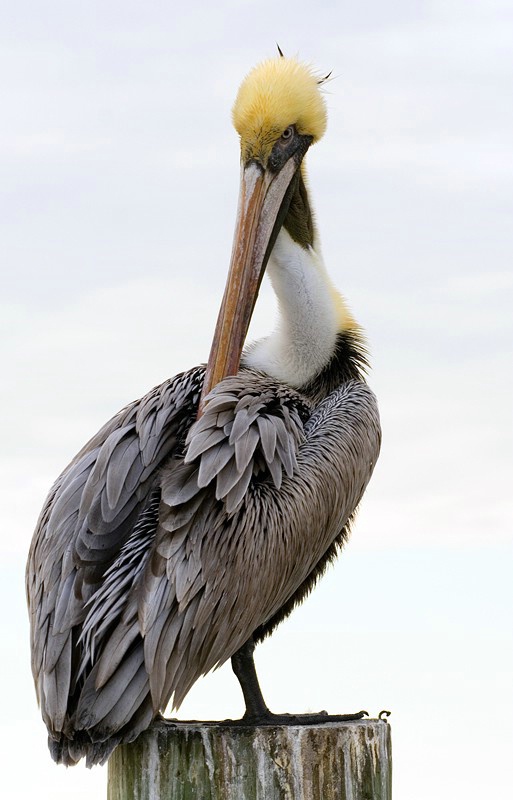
[233,57,327,164]
[200,56,328,408]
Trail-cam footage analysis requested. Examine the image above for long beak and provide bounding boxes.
[198,157,297,414]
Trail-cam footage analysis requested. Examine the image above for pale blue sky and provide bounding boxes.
[1,1,512,798]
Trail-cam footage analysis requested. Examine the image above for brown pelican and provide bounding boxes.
[26,55,381,767]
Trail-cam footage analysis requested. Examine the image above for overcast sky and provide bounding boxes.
[1,2,512,798]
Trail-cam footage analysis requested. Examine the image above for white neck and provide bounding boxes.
[243,228,343,388]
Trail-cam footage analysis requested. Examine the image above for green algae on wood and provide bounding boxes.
[107,719,392,800]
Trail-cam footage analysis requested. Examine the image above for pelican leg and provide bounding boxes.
[231,638,368,726]
[231,638,271,719]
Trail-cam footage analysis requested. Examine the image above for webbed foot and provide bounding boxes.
[235,709,368,726]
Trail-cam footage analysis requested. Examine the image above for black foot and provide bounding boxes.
[231,709,368,727]
[153,710,369,728]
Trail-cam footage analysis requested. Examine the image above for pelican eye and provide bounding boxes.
[281,126,294,140]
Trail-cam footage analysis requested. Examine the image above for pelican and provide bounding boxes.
[26,54,381,767]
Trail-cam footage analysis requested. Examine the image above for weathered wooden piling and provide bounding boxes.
[107,718,392,800]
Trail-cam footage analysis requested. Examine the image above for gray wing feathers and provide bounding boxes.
[26,367,203,750]
[183,373,307,512]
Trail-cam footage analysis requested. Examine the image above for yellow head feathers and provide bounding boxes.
[232,57,327,164]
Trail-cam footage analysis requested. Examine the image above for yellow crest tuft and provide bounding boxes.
[232,57,328,163]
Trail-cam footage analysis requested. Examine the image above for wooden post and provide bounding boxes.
[107,719,392,800]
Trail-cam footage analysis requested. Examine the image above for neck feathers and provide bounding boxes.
[243,168,364,391]
[243,226,361,389]
[282,168,315,248]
